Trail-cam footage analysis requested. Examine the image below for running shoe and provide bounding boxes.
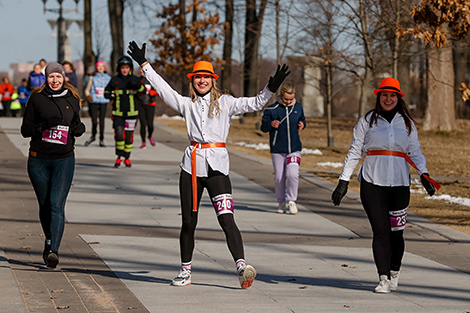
[124,158,132,168]
[114,157,122,168]
[42,241,51,265]
[238,264,256,289]
[375,275,391,293]
[287,201,298,214]
[140,142,146,149]
[84,136,95,147]
[390,270,400,290]
[149,137,156,146]
[277,203,285,214]
[46,250,59,268]
[100,140,106,147]
[171,268,191,286]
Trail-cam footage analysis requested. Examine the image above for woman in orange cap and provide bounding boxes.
[128,41,290,288]
[331,77,439,293]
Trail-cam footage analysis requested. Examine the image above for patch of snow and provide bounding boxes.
[317,162,343,168]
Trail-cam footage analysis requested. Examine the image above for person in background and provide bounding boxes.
[331,77,440,293]
[0,77,15,117]
[27,64,46,91]
[10,91,22,117]
[104,55,145,168]
[63,61,78,88]
[84,61,112,147]
[128,40,290,288]
[20,62,86,268]
[18,78,31,116]
[261,83,306,215]
[39,58,47,75]
[138,67,158,149]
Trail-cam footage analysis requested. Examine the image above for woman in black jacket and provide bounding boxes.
[21,63,85,268]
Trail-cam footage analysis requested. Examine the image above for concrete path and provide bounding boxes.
[0,117,469,312]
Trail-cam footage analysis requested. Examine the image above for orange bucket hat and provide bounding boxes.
[187,61,219,80]
[373,77,405,97]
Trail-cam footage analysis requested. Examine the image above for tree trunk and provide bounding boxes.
[180,0,189,96]
[243,0,268,97]
[108,0,124,72]
[221,0,233,93]
[453,39,469,118]
[358,0,373,117]
[423,44,455,131]
[326,64,333,147]
[83,0,95,76]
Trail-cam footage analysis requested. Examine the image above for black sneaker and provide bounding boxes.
[84,136,95,147]
[46,250,59,268]
[42,242,51,265]
[99,140,106,147]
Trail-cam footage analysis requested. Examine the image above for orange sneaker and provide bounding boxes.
[124,158,132,168]
[238,265,256,289]
[114,157,122,168]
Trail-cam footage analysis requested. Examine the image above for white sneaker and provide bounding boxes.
[171,268,191,286]
[287,201,298,214]
[238,265,256,289]
[277,203,286,214]
[390,270,400,290]
[375,275,391,293]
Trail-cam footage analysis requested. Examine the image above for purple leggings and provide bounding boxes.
[271,152,301,203]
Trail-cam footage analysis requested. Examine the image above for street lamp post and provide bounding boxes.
[42,0,80,63]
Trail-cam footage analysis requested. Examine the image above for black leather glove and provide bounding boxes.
[70,122,86,137]
[332,180,349,206]
[267,64,291,93]
[127,41,147,65]
[420,173,435,196]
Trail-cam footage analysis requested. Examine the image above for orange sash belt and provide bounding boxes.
[190,141,226,212]
[366,150,441,190]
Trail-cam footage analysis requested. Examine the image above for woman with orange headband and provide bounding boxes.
[128,41,289,288]
[332,78,439,293]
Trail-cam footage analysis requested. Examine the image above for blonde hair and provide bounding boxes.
[31,81,82,106]
[279,83,296,96]
[189,77,222,118]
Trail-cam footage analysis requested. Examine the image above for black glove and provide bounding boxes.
[127,41,147,65]
[267,64,291,93]
[70,122,86,137]
[420,173,435,196]
[332,180,349,206]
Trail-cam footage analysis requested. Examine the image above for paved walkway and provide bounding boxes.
[0,117,469,312]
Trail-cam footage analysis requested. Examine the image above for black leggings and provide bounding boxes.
[89,103,108,140]
[179,168,244,263]
[138,105,155,142]
[360,178,409,277]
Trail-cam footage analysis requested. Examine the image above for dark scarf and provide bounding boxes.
[379,106,398,123]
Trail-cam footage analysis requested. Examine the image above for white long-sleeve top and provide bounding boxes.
[142,63,274,176]
[339,112,428,187]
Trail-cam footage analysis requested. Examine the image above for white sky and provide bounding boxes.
[0,0,149,72]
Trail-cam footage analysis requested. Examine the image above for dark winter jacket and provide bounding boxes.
[138,76,158,106]
[260,100,306,154]
[104,74,145,119]
[20,88,84,159]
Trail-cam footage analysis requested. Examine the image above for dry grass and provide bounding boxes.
[157,115,470,235]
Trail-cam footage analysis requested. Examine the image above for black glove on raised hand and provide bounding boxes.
[332,180,349,206]
[70,122,86,137]
[267,64,291,93]
[420,173,435,196]
[127,41,147,65]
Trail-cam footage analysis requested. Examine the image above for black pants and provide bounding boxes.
[113,117,135,159]
[179,168,244,263]
[360,178,409,277]
[138,105,155,142]
[89,103,108,140]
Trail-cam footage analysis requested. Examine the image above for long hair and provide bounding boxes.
[365,92,414,134]
[30,81,82,106]
[189,77,222,118]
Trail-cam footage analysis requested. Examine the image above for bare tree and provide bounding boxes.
[243,0,268,96]
[221,0,234,93]
[83,0,95,75]
[108,0,124,69]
